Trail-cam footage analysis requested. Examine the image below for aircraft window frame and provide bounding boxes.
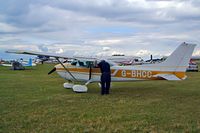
[71,60,114,68]
[71,60,90,67]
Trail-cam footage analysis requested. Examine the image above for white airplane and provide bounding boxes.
[0,58,36,67]
[6,42,196,92]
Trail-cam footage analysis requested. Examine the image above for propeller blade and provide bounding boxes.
[48,67,56,75]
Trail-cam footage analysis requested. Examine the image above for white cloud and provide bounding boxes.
[0,22,21,33]
[89,39,122,46]
[102,47,110,51]
[56,48,64,54]
[0,0,200,59]
[111,51,124,56]
[0,44,39,51]
[193,49,200,56]
[135,49,151,56]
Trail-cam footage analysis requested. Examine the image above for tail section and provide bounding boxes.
[28,58,32,66]
[144,42,196,80]
[158,42,196,72]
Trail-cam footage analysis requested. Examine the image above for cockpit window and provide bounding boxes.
[71,60,101,68]
[71,61,77,66]
[71,60,90,67]
[71,60,114,68]
[78,61,85,66]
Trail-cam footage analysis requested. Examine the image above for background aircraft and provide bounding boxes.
[0,58,36,67]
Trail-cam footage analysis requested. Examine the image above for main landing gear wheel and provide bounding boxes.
[63,83,74,89]
[72,85,88,93]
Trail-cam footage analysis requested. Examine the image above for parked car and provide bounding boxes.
[187,61,198,72]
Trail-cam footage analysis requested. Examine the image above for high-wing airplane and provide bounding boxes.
[6,42,196,92]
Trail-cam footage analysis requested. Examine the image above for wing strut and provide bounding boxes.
[89,63,92,80]
[55,57,77,81]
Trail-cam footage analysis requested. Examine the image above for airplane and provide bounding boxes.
[6,42,196,92]
[21,58,37,67]
[0,58,36,67]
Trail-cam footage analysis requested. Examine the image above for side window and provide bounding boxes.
[85,61,100,68]
[78,61,84,66]
[86,61,94,68]
[71,61,77,66]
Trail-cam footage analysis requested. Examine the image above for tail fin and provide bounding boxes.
[159,42,196,72]
[28,58,32,66]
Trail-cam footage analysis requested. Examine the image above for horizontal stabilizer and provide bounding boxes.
[153,74,183,80]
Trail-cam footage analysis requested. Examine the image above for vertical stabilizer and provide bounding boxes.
[28,58,32,66]
[159,42,196,72]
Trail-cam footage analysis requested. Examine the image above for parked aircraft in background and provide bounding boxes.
[187,60,198,72]
[0,58,36,67]
[6,42,196,92]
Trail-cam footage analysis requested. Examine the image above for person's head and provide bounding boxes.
[101,60,105,63]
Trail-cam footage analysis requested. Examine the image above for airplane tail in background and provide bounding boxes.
[158,42,196,72]
[28,58,32,66]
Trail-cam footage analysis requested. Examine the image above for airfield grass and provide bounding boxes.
[0,64,200,133]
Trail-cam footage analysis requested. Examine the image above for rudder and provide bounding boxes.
[159,42,196,72]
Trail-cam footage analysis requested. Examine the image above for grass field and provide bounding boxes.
[0,64,200,133]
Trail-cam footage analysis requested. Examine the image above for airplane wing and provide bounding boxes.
[5,50,118,66]
[6,49,100,81]
[6,50,73,59]
[153,74,182,80]
[5,50,97,61]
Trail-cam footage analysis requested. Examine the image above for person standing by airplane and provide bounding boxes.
[98,60,111,95]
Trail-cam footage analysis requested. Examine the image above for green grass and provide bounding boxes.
[0,64,200,133]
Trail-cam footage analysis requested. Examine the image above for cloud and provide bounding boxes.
[89,39,122,46]
[111,51,124,56]
[103,47,110,51]
[56,48,64,54]
[0,0,200,60]
[193,49,200,56]
[0,22,22,33]
[136,49,151,56]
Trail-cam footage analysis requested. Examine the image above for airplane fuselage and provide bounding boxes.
[55,63,186,83]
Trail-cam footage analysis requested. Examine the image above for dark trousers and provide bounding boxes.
[101,72,111,95]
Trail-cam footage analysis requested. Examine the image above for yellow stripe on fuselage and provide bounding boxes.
[56,67,186,80]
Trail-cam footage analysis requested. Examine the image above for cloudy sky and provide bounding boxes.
[0,0,200,60]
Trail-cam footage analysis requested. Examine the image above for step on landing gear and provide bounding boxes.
[63,83,74,89]
[73,85,88,93]
[63,83,88,93]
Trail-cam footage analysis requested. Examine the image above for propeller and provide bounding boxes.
[48,67,56,75]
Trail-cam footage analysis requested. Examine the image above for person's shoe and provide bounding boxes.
[105,91,109,94]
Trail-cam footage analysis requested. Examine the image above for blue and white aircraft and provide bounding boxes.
[0,58,36,67]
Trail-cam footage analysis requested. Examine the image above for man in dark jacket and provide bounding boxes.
[98,60,111,95]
